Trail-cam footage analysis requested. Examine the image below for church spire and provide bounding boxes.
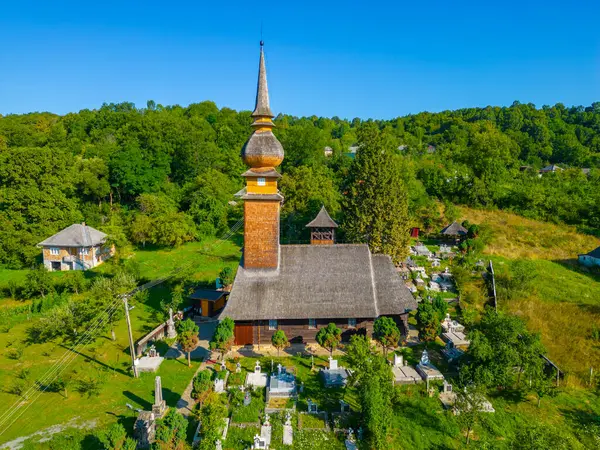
[252,41,274,120]
[241,41,284,169]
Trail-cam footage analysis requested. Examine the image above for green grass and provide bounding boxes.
[230,391,263,424]
[0,237,243,444]
[223,425,260,449]
[491,256,600,385]
[129,239,241,283]
[298,413,326,429]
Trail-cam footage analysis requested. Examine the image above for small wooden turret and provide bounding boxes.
[306,206,338,245]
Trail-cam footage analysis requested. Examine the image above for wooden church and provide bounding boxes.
[221,42,417,346]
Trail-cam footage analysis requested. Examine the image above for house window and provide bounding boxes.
[268,319,278,330]
[50,248,60,256]
[308,319,316,329]
[81,248,89,255]
[348,318,357,328]
[257,177,266,186]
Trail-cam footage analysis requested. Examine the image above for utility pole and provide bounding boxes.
[123,295,139,378]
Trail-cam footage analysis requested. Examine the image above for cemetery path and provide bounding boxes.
[175,320,217,418]
[177,361,207,418]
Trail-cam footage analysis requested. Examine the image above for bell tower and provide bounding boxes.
[240,41,284,270]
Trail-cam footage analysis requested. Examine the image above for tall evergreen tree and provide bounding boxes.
[342,123,410,263]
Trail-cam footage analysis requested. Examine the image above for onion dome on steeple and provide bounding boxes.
[241,41,284,169]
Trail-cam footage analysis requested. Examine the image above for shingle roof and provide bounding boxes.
[38,223,107,247]
[251,43,273,118]
[306,206,338,228]
[440,221,468,236]
[189,289,229,302]
[221,244,416,321]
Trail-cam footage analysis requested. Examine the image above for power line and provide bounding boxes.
[0,219,245,437]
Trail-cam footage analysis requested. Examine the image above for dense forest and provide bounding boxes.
[1,100,599,269]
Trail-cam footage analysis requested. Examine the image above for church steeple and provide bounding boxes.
[252,41,274,120]
[242,42,284,170]
[240,42,284,270]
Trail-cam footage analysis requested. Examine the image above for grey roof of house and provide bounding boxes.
[38,223,107,247]
[540,164,561,172]
[584,247,600,259]
[221,244,416,321]
[189,289,229,302]
[306,206,338,228]
[440,221,468,236]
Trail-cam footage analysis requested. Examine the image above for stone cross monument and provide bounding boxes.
[152,376,167,418]
[166,308,177,339]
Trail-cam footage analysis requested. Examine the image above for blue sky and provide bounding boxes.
[1,0,599,119]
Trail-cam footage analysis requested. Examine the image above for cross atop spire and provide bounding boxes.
[252,41,274,120]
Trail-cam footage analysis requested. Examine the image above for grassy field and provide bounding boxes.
[459,207,600,386]
[460,207,600,260]
[0,237,242,445]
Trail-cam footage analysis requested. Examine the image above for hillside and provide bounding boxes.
[461,207,600,385]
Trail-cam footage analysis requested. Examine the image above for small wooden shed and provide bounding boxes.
[189,289,229,317]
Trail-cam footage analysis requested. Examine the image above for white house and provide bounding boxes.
[579,247,600,268]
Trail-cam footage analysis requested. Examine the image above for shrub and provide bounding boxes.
[192,369,213,400]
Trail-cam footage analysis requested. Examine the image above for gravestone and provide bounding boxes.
[260,414,272,448]
[166,308,177,339]
[255,361,261,374]
[420,350,430,366]
[244,391,252,406]
[236,362,242,373]
[329,358,338,370]
[134,411,156,448]
[393,353,403,368]
[253,435,267,449]
[214,378,225,393]
[277,363,283,375]
[340,399,350,413]
[215,439,222,450]
[345,428,357,450]
[307,399,318,414]
[220,361,227,371]
[283,411,293,445]
[152,376,167,418]
[443,380,453,393]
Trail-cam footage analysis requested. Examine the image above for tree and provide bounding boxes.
[196,401,228,450]
[209,317,235,361]
[530,368,556,407]
[315,322,342,357]
[129,213,153,248]
[154,408,188,450]
[455,383,486,446]
[24,265,53,298]
[373,316,400,357]
[191,369,213,405]
[97,422,136,450]
[62,270,87,295]
[416,301,440,342]
[342,123,410,264]
[218,267,234,287]
[271,329,290,357]
[345,335,393,449]
[177,318,199,367]
[463,308,546,389]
